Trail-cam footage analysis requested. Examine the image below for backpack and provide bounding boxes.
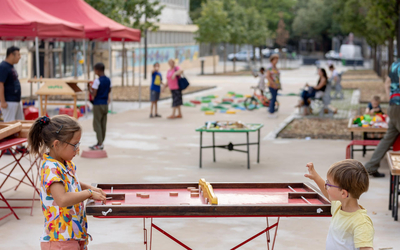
[175,67,190,90]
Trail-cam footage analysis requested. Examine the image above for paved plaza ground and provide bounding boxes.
[1,61,399,250]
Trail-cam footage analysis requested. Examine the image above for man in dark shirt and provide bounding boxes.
[0,46,23,122]
[365,60,400,177]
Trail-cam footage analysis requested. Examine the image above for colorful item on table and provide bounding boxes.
[352,114,388,128]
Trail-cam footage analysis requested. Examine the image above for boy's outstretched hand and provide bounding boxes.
[304,162,318,180]
[304,162,330,200]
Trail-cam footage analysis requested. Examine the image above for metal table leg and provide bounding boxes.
[257,129,260,163]
[247,132,250,169]
[389,174,394,210]
[362,132,367,157]
[212,132,216,162]
[199,132,203,168]
[394,175,399,221]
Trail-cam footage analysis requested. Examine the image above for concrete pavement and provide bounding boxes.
[1,62,399,250]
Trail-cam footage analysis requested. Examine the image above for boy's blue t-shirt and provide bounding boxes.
[367,103,383,114]
[151,72,162,92]
[92,75,111,105]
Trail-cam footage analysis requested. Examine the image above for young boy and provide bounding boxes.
[365,96,383,115]
[305,160,374,250]
[253,67,266,97]
[150,62,163,118]
[88,63,111,150]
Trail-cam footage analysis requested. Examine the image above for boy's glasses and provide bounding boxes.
[325,180,340,190]
[62,141,80,151]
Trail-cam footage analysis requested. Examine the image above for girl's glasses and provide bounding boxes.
[62,141,80,151]
[325,180,340,190]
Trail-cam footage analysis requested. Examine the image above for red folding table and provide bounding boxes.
[0,137,41,221]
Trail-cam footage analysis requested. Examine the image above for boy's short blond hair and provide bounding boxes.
[327,159,369,199]
[372,96,380,102]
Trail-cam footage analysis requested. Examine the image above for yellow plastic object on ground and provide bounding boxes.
[205,111,215,115]
[245,94,252,98]
[226,110,236,114]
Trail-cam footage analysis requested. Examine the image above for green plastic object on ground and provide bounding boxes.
[214,105,228,110]
[201,106,214,112]
[221,101,232,105]
[207,95,216,99]
[228,91,235,95]
[201,99,211,103]
[235,94,244,98]
[183,102,196,107]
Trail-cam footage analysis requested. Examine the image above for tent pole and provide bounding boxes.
[139,38,142,108]
[109,38,113,112]
[83,39,88,118]
[35,37,41,116]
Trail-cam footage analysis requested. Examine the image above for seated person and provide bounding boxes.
[297,68,328,112]
[365,95,384,115]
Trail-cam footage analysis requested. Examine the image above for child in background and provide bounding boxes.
[305,160,374,250]
[253,67,266,97]
[150,62,163,118]
[28,115,106,250]
[365,96,383,115]
[88,63,111,150]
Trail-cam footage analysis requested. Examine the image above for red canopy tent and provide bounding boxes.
[0,0,85,40]
[27,0,141,42]
[0,0,86,115]
[27,0,142,110]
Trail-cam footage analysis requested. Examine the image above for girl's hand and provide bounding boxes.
[91,190,106,203]
[92,187,106,196]
[304,162,319,181]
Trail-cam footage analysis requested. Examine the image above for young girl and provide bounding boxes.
[28,115,106,250]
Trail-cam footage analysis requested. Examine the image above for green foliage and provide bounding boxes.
[292,0,339,40]
[245,7,270,46]
[85,0,127,24]
[85,0,164,34]
[124,0,165,33]
[223,0,247,46]
[333,0,397,46]
[195,0,230,45]
[190,0,207,21]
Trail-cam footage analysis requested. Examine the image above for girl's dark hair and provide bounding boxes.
[319,68,328,83]
[260,67,265,72]
[154,62,159,66]
[28,115,81,156]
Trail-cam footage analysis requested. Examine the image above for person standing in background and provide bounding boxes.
[0,46,23,122]
[364,60,400,177]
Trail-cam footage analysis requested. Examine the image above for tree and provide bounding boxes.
[190,0,207,22]
[223,0,248,72]
[334,0,397,74]
[124,0,165,79]
[85,0,127,24]
[195,0,230,74]
[245,7,270,66]
[292,0,338,52]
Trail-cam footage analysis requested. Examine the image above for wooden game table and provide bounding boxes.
[86,179,331,250]
[195,123,263,169]
[347,118,387,158]
[387,151,400,221]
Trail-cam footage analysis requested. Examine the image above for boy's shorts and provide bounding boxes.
[150,90,160,102]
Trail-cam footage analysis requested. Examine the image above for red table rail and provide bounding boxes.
[0,137,41,221]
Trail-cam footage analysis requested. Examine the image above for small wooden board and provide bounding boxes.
[0,122,22,140]
[387,151,400,175]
